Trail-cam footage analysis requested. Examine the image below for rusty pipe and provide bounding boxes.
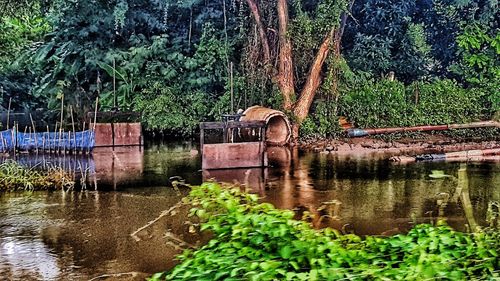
[347,121,500,138]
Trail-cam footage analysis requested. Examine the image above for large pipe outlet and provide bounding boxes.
[241,106,292,146]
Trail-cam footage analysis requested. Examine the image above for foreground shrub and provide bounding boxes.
[151,183,499,280]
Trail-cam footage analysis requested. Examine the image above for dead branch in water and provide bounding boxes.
[130,201,185,242]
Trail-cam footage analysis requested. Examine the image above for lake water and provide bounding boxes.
[0,141,499,280]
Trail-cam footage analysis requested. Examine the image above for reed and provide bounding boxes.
[0,160,75,191]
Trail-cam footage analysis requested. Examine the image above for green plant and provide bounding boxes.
[339,78,488,129]
[0,160,74,191]
[151,183,499,280]
[299,100,342,138]
[0,14,50,70]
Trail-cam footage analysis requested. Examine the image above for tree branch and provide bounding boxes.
[245,0,271,64]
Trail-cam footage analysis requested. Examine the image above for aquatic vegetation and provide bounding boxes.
[0,160,74,191]
[428,170,452,179]
[151,183,499,280]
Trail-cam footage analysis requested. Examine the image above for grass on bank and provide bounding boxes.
[151,183,499,281]
[0,160,74,191]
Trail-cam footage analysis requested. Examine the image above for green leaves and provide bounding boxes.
[279,245,293,259]
[339,78,488,129]
[151,183,500,281]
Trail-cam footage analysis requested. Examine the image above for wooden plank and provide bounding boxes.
[200,121,266,130]
[202,142,267,169]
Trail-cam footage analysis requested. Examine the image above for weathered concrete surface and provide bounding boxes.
[94,123,114,146]
[114,123,143,146]
[202,142,267,169]
[94,123,142,147]
[241,106,291,146]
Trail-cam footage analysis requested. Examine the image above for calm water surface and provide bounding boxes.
[0,141,498,280]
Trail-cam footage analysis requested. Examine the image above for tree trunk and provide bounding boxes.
[245,0,271,64]
[277,0,295,110]
[292,28,335,123]
[329,0,354,117]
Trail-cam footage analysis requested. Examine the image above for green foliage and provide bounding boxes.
[0,0,497,136]
[289,0,348,89]
[340,79,488,128]
[1,0,241,131]
[0,0,45,18]
[151,183,499,280]
[299,101,342,138]
[0,15,50,70]
[122,25,235,134]
[452,24,499,112]
[344,0,437,82]
[455,24,499,81]
[134,83,209,135]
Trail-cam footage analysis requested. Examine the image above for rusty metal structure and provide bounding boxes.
[87,112,143,147]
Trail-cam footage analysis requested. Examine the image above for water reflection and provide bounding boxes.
[204,146,499,234]
[0,141,498,280]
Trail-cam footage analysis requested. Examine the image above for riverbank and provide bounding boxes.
[299,131,500,158]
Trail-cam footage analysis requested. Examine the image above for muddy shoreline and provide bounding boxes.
[298,134,500,158]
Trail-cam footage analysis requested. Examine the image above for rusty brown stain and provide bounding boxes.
[94,123,114,146]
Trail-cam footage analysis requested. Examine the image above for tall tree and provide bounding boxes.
[244,0,349,132]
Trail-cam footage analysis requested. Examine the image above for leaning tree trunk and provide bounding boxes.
[277,0,295,110]
[292,28,335,123]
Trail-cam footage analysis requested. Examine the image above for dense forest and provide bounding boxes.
[0,0,498,136]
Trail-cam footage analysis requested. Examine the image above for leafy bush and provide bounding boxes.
[299,101,342,138]
[339,79,488,128]
[134,83,210,136]
[151,183,499,281]
[340,79,409,128]
[0,15,50,70]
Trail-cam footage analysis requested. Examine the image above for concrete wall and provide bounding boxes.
[202,142,267,169]
[94,123,142,147]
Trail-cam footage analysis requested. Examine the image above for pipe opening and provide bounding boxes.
[241,106,291,146]
[267,116,289,145]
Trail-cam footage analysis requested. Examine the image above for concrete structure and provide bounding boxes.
[94,123,143,147]
[241,106,292,146]
[200,120,267,169]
